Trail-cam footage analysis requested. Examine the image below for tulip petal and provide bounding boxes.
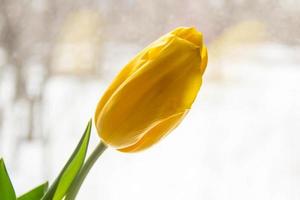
[200,45,208,75]
[171,27,203,48]
[94,35,172,124]
[118,111,188,152]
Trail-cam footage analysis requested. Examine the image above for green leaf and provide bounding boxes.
[41,119,92,200]
[0,159,17,200]
[18,182,48,200]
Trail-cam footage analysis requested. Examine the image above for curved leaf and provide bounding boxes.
[41,119,92,200]
[18,182,48,200]
[0,159,16,200]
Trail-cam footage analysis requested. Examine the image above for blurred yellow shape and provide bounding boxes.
[210,20,266,59]
[52,10,102,75]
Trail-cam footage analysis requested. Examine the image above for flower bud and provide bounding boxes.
[95,27,208,152]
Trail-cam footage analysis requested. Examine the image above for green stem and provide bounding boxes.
[65,141,107,200]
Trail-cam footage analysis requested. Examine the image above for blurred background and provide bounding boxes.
[0,0,300,199]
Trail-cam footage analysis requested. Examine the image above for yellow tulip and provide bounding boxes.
[94,27,208,152]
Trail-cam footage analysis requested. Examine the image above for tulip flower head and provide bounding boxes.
[95,27,208,152]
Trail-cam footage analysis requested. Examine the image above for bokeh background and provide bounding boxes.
[0,0,300,199]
